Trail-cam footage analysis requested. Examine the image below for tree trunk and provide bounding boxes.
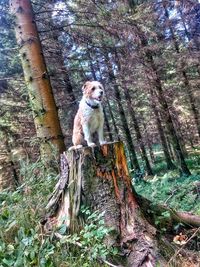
[142,122,156,164]
[105,93,120,140]
[166,134,176,161]
[163,2,200,139]
[151,65,190,176]
[104,54,141,176]
[113,51,153,175]
[44,142,159,267]
[185,120,195,148]
[10,0,65,156]
[36,1,78,147]
[135,26,191,176]
[149,89,176,170]
[122,85,153,175]
[182,70,200,138]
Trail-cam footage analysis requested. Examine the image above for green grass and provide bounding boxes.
[134,149,200,215]
[0,159,114,267]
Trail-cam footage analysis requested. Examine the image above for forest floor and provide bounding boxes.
[134,146,200,267]
[0,146,199,266]
[135,147,200,215]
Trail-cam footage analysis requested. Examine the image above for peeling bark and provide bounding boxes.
[44,142,159,267]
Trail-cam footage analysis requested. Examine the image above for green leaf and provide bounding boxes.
[7,244,14,255]
[58,224,67,235]
[2,258,15,267]
[30,250,35,260]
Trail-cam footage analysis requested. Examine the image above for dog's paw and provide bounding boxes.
[100,141,107,145]
[88,142,96,148]
[68,145,83,151]
[76,145,83,149]
[68,146,75,151]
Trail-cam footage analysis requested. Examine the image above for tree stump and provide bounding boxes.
[44,142,159,267]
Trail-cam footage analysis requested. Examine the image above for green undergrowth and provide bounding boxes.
[0,159,115,267]
[134,151,200,215]
[1,148,200,266]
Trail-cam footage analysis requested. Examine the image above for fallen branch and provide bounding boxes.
[168,207,200,227]
[137,194,200,228]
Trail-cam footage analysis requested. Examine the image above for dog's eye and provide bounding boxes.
[91,87,95,91]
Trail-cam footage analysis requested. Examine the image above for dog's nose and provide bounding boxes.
[100,91,103,95]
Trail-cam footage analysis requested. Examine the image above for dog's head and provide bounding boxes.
[82,81,104,102]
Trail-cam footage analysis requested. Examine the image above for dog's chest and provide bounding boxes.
[83,108,102,132]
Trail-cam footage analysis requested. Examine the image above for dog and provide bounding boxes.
[69,81,106,150]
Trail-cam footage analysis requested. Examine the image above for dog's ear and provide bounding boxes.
[82,81,91,92]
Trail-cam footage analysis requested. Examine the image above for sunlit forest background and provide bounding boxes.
[0,0,200,266]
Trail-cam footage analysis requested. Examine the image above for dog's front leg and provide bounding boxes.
[82,123,96,147]
[98,123,106,145]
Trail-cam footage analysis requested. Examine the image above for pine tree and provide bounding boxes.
[10,0,65,156]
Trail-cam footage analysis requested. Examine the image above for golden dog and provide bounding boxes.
[69,81,106,150]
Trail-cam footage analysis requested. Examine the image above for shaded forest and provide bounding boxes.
[0,0,200,266]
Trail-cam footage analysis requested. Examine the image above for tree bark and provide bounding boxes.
[36,2,78,147]
[10,0,65,156]
[44,142,159,267]
[104,54,141,176]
